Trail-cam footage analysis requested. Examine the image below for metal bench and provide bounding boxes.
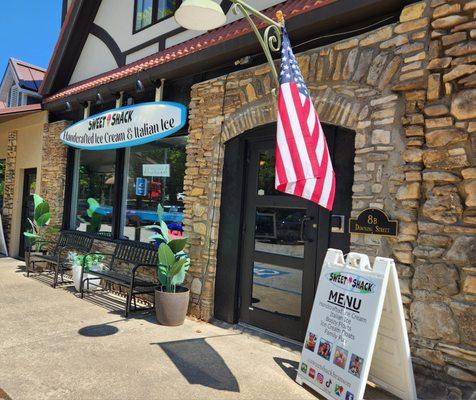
[80,240,158,317]
[26,230,94,288]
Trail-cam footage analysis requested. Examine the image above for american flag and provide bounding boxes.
[275,27,335,210]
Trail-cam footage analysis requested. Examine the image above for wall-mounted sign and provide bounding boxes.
[135,177,148,196]
[60,102,187,150]
[296,249,416,400]
[143,164,170,177]
[349,209,398,237]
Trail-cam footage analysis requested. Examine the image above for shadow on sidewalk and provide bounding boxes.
[152,337,240,392]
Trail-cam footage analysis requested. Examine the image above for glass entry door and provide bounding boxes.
[239,137,322,341]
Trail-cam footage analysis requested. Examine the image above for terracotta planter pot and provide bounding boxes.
[155,286,190,326]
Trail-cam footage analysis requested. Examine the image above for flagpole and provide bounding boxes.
[230,0,284,88]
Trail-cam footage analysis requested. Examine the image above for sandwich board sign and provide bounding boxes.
[296,249,416,400]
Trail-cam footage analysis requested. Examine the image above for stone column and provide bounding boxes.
[2,131,18,251]
[40,121,70,229]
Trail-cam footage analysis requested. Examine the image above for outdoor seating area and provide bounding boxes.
[1,0,475,397]
[25,231,160,317]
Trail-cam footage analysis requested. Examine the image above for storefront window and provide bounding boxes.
[74,150,116,235]
[124,136,186,242]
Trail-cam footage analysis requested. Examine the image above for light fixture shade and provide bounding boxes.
[175,0,226,31]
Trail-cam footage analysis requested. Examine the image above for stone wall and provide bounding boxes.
[184,0,475,396]
[40,121,70,228]
[2,131,17,249]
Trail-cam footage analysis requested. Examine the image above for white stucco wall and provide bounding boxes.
[69,0,286,83]
[0,111,47,257]
[69,35,118,84]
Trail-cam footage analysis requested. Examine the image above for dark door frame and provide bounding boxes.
[214,122,354,341]
[19,168,37,259]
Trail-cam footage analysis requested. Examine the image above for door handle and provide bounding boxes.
[301,216,315,242]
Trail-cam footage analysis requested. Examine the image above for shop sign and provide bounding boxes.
[349,208,398,237]
[296,249,416,400]
[60,102,187,150]
[143,164,170,177]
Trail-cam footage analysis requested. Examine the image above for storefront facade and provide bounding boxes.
[0,59,66,258]
[41,0,475,395]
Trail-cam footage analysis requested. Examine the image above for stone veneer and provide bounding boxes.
[2,131,18,247]
[183,0,476,396]
[40,121,70,227]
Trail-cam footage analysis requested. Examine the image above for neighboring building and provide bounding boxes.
[39,0,475,397]
[0,59,50,257]
[0,58,44,108]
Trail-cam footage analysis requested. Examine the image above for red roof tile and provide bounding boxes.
[44,0,336,103]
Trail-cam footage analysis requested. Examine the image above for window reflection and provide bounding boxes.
[75,150,116,235]
[135,0,153,30]
[124,136,186,242]
[255,207,305,258]
[252,261,302,317]
[257,150,285,196]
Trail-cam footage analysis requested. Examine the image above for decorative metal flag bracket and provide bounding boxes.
[230,0,284,88]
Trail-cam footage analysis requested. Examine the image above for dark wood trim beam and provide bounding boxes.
[42,0,102,96]
[90,23,126,67]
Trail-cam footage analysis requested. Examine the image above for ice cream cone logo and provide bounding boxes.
[106,114,112,126]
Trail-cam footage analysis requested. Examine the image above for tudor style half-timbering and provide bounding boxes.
[41,0,475,397]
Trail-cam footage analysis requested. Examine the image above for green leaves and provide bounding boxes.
[152,205,190,292]
[24,195,53,249]
[33,194,44,209]
[158,243,175,266]
[86,198,100,218]
[157,242,190,292]
[168,238,187,253]
[34,198,50,227]
[157,204,164,221]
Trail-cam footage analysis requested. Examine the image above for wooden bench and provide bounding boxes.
[80,240,158,317]
[26,230,94,288]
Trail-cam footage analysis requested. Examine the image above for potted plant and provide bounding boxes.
[148,205,190,326]
[68,251,105,292]
[23,194,59,264]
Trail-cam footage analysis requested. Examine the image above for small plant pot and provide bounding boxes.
[155,286,190,326]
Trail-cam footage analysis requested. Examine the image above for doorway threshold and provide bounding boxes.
[210,318,304,353]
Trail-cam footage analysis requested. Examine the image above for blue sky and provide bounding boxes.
[0,1,62,75]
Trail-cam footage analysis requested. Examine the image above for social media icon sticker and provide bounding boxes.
[316,373,324,384]
[334,384,344,397]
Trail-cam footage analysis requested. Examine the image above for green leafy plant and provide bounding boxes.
[23,194,55,250]
[77,198,102,233]
[147,205,189,293]
[68,251,105,273]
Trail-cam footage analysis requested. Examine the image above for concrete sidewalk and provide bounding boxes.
[0,258,394,400]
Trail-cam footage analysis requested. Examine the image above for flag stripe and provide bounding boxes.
[275,27,335,211]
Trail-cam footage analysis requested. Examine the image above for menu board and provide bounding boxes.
[296,249,416,400]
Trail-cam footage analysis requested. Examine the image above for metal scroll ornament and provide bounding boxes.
[230,0,283,88]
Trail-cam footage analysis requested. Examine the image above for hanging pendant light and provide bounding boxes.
[175,0,226,31]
